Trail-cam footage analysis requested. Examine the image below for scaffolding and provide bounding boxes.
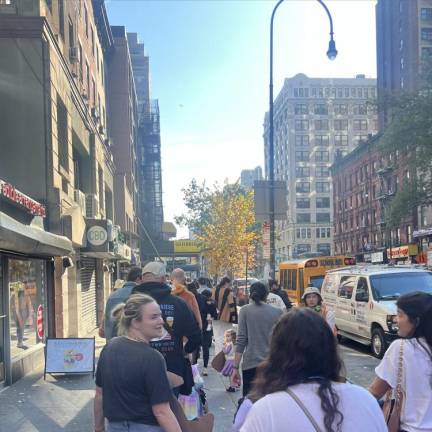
[137,99,164,258]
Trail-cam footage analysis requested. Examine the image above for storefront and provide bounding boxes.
[0,180,72,385]
[386,244,418,264]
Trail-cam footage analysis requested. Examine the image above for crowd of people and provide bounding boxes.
[94,262,432,432]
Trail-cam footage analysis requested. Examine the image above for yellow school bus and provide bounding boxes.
[278,255,355,304]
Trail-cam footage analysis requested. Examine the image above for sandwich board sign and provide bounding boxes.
[44,337,95,378]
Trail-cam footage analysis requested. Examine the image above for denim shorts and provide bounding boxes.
[107,421,163,432]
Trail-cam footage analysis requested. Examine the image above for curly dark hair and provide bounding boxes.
[249,308,345,432]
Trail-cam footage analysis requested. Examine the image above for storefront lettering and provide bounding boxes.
[87,225,108,246]
[0,180,46,217]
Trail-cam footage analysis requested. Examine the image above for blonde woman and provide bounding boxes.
[94,294,181,432]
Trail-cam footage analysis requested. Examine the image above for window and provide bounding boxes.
[295,104,308,115]
[316,213,330,223]
[354,119,368,130]
[314,119,329,130]
[68,18,74,49]
[334,104,347,115]
[296,228,311,239]
[9,258,46,359]
[356,278,369,302]
[91,26,95,56]
[422,28,432,41]
[297,213,311,223]
[316,197,330,208]
[317,243,331,255]
[295,120,309,131]
[318,88,323,98]
[314,104,328,115]
[59,0,64,38]
[421,8,432,20]
[316,227,331,238]
[296,198,310,209]
[353,104,367,115]
[344,88,349,97]
[92,78,96,105]
[358,88,363,98]
[337,88,343,98]
[296,244,311,255]
[295,151,309,162]
[338,276,356,299]
[296,182,310,193]
[78,42,83,81]
[316,166,329,177]
[422,47,432,58]
[334,119,348,130]
[57,95,68,170]
[315,151,329,162]
[84,4,88,38]
[295,135,309,147]
[296,167,310,177]
[354,135,368,145]
[316,182,330,193]
[85,61,90,96]
[335,135,348,146]
[315,135,329,146]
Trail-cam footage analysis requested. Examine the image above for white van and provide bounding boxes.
[321,265,432,358]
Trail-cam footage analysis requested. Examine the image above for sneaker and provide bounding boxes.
[226,386,236,393]
[202,368,208,376]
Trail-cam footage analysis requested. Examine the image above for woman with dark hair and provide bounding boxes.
[240,308,386,432]
[212,276,237,353]
[369,291,432,432]
[231,282,283,397]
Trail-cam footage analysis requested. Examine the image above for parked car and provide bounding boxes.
[321,265,432,358]
[232,278,258,306]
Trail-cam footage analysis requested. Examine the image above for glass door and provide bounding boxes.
[0,259,6,384]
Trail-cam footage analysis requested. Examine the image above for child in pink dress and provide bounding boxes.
[221,329,237,392]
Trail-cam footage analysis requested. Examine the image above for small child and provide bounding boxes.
[221,329,237,392]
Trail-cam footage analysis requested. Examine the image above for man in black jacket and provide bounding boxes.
[269,279,292,309]
[132,261,202,394]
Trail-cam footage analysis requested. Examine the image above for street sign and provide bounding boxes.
[173,240,201,253]
[253,180,287,222]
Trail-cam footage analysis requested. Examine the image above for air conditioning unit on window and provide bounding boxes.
[85,194,99,218]
[70,46,80,64]
[98,125,105,136]
[74,189,86,216]
[104,137,112,148]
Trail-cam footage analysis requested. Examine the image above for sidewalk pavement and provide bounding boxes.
[0,333,239,432]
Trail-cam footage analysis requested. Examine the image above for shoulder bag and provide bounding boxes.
[211,350,226,372]
[382,340,404,432]
[286,387,323,432]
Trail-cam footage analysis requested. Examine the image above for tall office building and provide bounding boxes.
[264,74,378,260]
[376,0,432,129]
[240,166,263,190]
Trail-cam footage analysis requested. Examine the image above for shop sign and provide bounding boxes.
[262,222,270,259]
[371,252,384,263]
[386,244,418,260]
[363,253,372,262]
[427,250,432,268]
[37,304,44,339]
[0,179,46,217]
[83,219,109,252]
[173,240,201,254]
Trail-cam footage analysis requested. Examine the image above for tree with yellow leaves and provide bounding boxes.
[175,181,259,279]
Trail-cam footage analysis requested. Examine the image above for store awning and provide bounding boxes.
[0,211,73,257]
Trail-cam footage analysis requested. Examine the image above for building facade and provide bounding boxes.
[0,0,119,384]
[240,166,263,190]
[376,0,432,129]
[263,74,378,261]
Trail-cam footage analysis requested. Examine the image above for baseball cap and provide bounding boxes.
[142,261,166,277]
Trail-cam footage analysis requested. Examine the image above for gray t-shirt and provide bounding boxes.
[235,302,283,370]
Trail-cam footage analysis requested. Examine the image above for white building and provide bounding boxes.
[264,74,378,260]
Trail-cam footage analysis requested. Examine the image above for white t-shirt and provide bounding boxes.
[240,382,387,432]
[266,293,286,311]
[375,338,432,432]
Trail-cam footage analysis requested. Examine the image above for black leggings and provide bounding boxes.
[242,367,257,397]
[202,331,213,367]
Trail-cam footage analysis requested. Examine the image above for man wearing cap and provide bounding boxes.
[102,266,143,340]
[302,286,336,336]
[132,261,202,395]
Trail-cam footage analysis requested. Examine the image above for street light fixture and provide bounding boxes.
[268,0,337,278]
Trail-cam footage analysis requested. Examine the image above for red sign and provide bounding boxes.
[262,222,270,259]
[37,304,44,339]
[0,180,46,217]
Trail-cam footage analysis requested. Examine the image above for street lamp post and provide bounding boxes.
[268,0,337,277]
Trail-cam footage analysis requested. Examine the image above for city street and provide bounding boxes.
[0,335,379,432]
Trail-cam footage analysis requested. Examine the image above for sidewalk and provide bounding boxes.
[0,334,238,432]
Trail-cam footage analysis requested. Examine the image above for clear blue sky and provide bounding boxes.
[106,0,377,238]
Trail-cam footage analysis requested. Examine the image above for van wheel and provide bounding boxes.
[371,328,386,359]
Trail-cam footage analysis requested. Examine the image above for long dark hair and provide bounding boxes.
[216,276,231,290]
[249,282,268,305]
[250,308,345,432]
[397,291,432,384]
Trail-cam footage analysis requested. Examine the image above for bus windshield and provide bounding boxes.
[370,272,432,300]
